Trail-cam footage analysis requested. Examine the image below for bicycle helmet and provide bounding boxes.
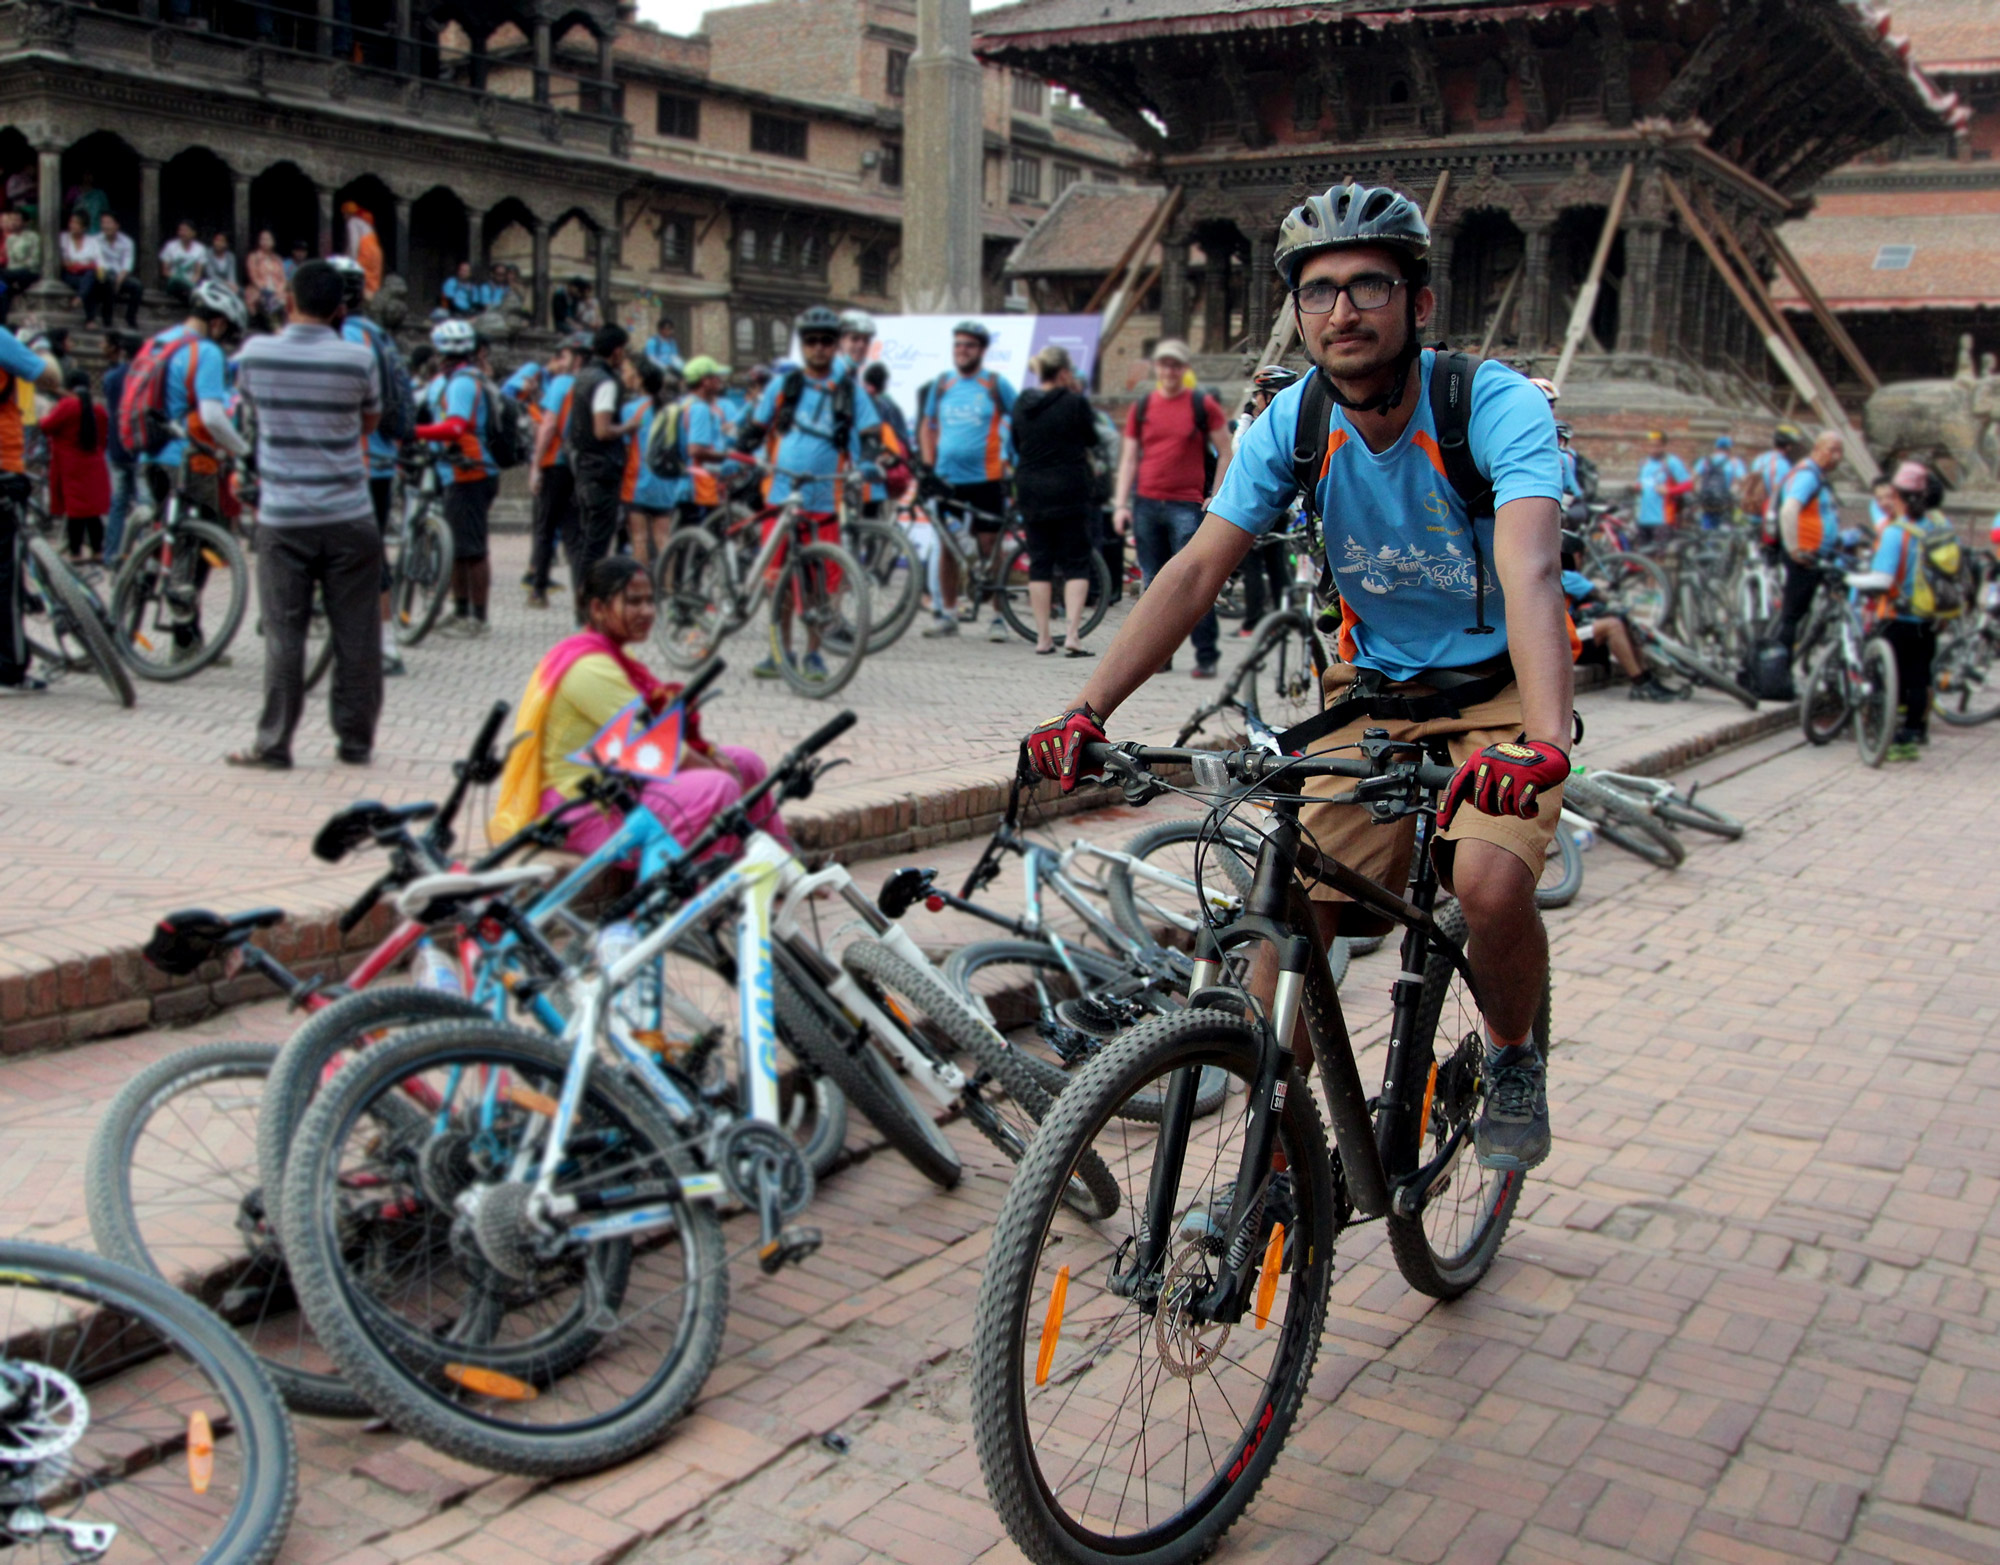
[1274,182,1430,288]
[838,309,877,339]
[328,254,366,309]
[952,319,992,346]
[1772,422,1805,449]
[1252,364,1301,394]
[796,305,843,336]
[1529,376,1559,404]
[190,278,249,333]
[431,318,478,357]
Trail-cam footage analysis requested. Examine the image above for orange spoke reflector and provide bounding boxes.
[503,1083,560,1117]
[883,995,913,1029]
[1035,1265,1069,1386]
[187,1410,214,1494]
[202,549,228,569]
[1419,1061,1438,1145]
[1254,1223,1285,1330]
[444,1364,539,1401]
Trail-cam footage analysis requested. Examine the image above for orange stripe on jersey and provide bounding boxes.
[1409,429,1448,480]
[537,390,572,470]
[1316,427,1348,482]
[622,425,641,504]
[1564,611,1582,662]
[1337,594,1362,665]
[984,391,1005,481]
[1796,496,1824,555]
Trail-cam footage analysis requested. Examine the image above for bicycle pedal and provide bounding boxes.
[759,1225,822,1273]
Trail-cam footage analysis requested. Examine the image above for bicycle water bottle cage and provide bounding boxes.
[877,866,938,921]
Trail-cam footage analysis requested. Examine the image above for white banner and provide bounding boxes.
[794,314,1104,426]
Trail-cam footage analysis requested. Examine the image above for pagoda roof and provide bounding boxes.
[1873,0,2000,74]
[1005,182,1170,274]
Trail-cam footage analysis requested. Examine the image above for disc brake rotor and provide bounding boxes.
[0,1362,88,1502]
[1154,1246,1231,1380]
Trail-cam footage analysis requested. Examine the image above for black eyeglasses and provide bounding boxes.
[1293,274,1403,315]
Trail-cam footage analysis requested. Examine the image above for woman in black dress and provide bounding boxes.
[1011,345,1100,657]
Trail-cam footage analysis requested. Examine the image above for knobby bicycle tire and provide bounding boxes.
[1565,775,1685,869]
[1856,637,1898,768]
[970,1009,1335,1565]
[110,520,247,681]
[848,519,922,654]
[0,1240,298,1565]
[278,1021,728,1478]
[1384,902,1548,1299]
[651,526,730,669]
[843,939,1117,1219]
[993,537,1112,646]
[1249,611,1326,733]
[1932,617,2000,726]
[771,540,871,698]
[393,509,453,646]
[25,534,135,706]
[1536,819,1585,909]
[1652,792,1745,840]
[299,585,336,694]
[773,959,962,1190]
[1800,649,1848,745]
[1646,628,1759,710]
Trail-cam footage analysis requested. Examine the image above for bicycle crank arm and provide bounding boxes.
[1389,1123,1471,1220]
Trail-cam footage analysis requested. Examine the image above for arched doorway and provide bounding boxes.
[60,132,141,236]
[334,174,397,275]
[550,13,608,113]
[549,209,598,329]
[161,148,233,246]
[1447,208,1526,346]
[249,161,317,257]
[1550,205,1623,353]
[409,185,470,314]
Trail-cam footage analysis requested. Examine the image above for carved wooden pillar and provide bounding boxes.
[1243,231,1273,348]
[316,0,332,57]
[1616,221,1660,357]
[1427,227,1454,346]
[467,208,482,271]
[36,145,61,284]
[393,0,413,74]
[138,159,162,282]
[1654,229,1685,356]
[1200,243,1229,354]
[468,32,488,91]
[594,218,613,309]
[232,170,251,252]
[1517,221,1552,351]
[1159,232,1191,343]
[389,192,409,280]
[531,218,551,326]
[533,15,552,107]
[316,183,334,257]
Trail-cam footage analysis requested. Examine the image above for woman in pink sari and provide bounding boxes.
[492,556,787,857]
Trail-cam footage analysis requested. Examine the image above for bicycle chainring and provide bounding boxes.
[716,1120,813,1221]
[0,1362,89,1501]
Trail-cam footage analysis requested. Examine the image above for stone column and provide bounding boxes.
[1654,229,1685,356]
[533,16,551,107]
[232,170,251,252]
[393,0,413,75]
[1158,233,1191,343]
[1616,220,1661,358]
[316,183,334,257]
[389,192,409,280]
[1427,228,1455,345]
[467,208,482,271]
[531,218,551,326]
[1242,234,1273,348]
[138,159,162,283]
[35,144,62,286]
[593,219,613,310]
[1201,244,1229,353]
[468,33,487,91]
[899,0,983,314]
[316,0,332,57]
[1517,221,1552,351]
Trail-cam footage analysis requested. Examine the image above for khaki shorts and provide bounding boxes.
[1293,664,1563,923]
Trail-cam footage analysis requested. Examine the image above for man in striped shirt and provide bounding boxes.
[229,258,384,769]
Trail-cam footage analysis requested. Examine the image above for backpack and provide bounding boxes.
[458,370,527,470]
[1899,515,1970,621]
[1132,386,1217,490]
[775,368,856,450]
[1290,348,1501,636]
[1695,456,1734,514]
[120,329,201,458]
[348,316,416,444]
[645,397,687,480]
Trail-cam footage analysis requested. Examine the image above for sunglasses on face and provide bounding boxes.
[801,333,837,347]
[1294,274,1403,315]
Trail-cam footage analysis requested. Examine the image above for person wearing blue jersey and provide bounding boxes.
[641,315,683,377]
[411,319,494,636]
[526,340,581,608]
[1690,435,1746,531]
[623,359,680,570]
[440,261,479,318]
[0,325,65,693]
[1635,432,1689,537]
[1743,423,1802,553]
[1025,182,1572,1173]
[919,320,1017,640]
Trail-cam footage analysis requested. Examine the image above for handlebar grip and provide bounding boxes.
[679,656,726,710]
[338,873,392,936]
[469,699,510,769]
[795,709,857,759]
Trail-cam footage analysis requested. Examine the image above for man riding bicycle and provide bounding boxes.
[1025,182,1571,1172]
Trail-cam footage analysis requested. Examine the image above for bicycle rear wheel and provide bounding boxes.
[772,541,870,697]
[1932,615,2000,725]
[1564,775,1685,870]
[110,521,247,681]
[1800,649,1848,744]
[971,1010,1335,1565]
[1592,552,1671,630]
[1646,628,1759,710]
[1535,818,1584,909]
[393,508,453,646]
[1855,637,1898,767]
[1385,903,1546,1299]
[23,535,135,706]
[848,519,921,654]
[0,1240,298,1565]
[1103,817,1260,958]
[994,533,1112,645]
[1653,789,1744,840]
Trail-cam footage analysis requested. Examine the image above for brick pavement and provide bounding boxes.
[6,715,1999,1563]
[1,525,1771,1050]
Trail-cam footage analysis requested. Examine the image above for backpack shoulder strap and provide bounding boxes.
[1291,374,1333,522]
[980,372,1006,422]
[1427,349,1493,519]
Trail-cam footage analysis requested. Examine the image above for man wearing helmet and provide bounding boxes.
[837,310,877,371]
[919,319,1017,640]
[1743,423,1803,552]
[412,319,495,635]
[1025,182,1571,1173]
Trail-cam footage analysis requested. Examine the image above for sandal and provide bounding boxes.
[1034,645,1058,655]
[224,749,291,770]
[1065,645,1095,658]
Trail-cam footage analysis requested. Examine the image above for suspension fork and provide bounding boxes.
[1375,811,1447,1182]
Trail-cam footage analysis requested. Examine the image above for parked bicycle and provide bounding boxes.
[905,481,1114,646]
[1933,551,2000,726]
[17,511,135,705]
[107,471,248,682]
[1800,564,1900,766]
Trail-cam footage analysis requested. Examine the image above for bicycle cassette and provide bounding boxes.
[715,1120,814,1221]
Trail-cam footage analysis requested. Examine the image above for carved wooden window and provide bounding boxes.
[1013,72,1045,114]
[1558,44,1602,119]
[737,227,758,264]
[880,143,903,189]
[734,314,757,360]
[886,48,908,99]
[1292,78,1322,131]
[1053,163,1080,196]
[1476,58,1508,120]
[659,215,694,273]
[1374,75,1419,131]
[656,93,699,140]
[859,246,889,296]
[1010,152,1041,200]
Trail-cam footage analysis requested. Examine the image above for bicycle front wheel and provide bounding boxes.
[994,531,1113,645]
[1855,637,1898,767]
[971,1009,1335,1565]
[1800,648,1848,744]
[1385,903,1547,1298]
[1647,629,1759,710]
[1933,615,2000,725]
[771,540,870,697]
[110,520,247,681]
[1536,818,1585,909]
[848,519,921,654]
[1249,612,1325,733]
[1565,775,1685,869]
[1654,789,1744,840]
[0,1241,297,1565]
[393,508,453,646]
[652,526,731,668]
[24,535,135,706]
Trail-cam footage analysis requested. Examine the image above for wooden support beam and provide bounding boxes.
[1423,168,1451,227]
[1662,173,1878,481]
[1479,264,1523,357]
[1552,161,1634,392]
[1760,221,1879,393]
[1102,263,1161,349]
[1084,185,1179,317]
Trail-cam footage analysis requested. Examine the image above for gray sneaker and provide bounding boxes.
[921,617,959,639]
[463,619,491,639]
[988,618,1009,643]
[1474,1045,1550,1172]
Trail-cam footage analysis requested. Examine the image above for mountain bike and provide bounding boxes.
[904,483,1114,645]
[18,516,135,706]
[108,469,248,682]
[0,1240,296,1564]
[390,457,455,648]
[1933,554,2000,726]
[1579,503,1671,629]
[1631,617,1759,709]
[1799,565,1899,766]
[652,472,873,697]
[971,732,1549,1565]
[1176,525,1330,744]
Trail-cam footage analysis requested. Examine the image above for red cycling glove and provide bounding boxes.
[1437,739,1569,830]
[1024,705,1107,793]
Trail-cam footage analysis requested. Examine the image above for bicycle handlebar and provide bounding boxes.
[678,656,726,710]
[1079,740,1458,796]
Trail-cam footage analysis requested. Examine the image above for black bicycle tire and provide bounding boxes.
[1647,629,1759,710]
[1932,619,2000,726]
[1653,794,1745,840]
[393,508,453,647]
[970,1009,1334,1565]
[848,519,922,654]
[278,1020,728,1477]
[1102,818,1261,957]
[1535,819,1585,909]
[772,541,871,698]
[299,586,335,694]
[842,939,1117,1219]
[110,520,247,681]
[1384,903,1547,1299]
[651,526,730,669]
[994,536,1112,645]
[25,534,136,706]
[0,1240,299,1565]
[1567,776,1685,869]
[1800,649,1848,745]
[1856,637,1898,768]
[1250,613,1327,733]
[772,961,962,1189]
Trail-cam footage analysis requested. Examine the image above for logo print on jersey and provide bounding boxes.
[1334,536,1481,599]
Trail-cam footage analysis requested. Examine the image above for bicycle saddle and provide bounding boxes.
[142,907,284,976]
[393,865,555,924]
[312,800,441,862]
